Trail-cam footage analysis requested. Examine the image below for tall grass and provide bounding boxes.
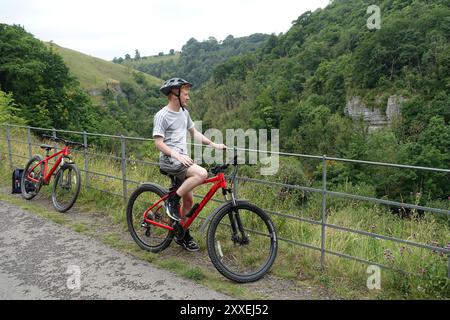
[0,125,448,299]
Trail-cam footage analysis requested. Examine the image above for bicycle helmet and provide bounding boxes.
[160,78,192,96]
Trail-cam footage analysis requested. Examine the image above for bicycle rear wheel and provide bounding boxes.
[52,163,81,212]
[21,155,43,200]
[126,183,174,253]
[207,201,278,283]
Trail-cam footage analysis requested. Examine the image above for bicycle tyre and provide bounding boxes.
[206,200,278,283]
[52,163,81,212]
[126,183,174,253]
[21,155,43,200]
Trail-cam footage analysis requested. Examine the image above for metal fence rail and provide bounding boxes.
[1,123,449,279]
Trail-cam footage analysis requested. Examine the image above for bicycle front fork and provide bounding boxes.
[223,188,248,245]
[228,209,249,245]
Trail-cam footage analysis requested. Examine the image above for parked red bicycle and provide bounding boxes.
[126,150,278,283]
[21,134,85,212]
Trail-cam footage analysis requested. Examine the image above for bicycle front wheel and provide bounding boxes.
[207,201,278,283]
[52,163,81,212]
[126,183,174,253]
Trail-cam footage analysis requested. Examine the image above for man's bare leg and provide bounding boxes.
[176,164,207,197]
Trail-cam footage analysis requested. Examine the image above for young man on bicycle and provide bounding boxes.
[153,78,226,252]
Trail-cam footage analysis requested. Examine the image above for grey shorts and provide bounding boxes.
[159,155,188,181]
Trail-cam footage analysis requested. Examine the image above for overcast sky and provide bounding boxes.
[1,0,330,61]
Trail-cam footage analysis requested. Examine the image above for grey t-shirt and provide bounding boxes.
[152,106,195,156]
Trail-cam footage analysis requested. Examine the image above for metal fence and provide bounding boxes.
[1,123,449,279]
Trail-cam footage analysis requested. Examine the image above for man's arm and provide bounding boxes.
[188,127,226,149]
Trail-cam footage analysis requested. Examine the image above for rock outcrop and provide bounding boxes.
[344,95,404,132]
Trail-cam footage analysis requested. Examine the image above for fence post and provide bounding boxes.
[5,124,13,169]
[320,155,327,270]
[83,131,89,188]
[120,135,127,202]
[27,126,32,158]
[52,128,57,151]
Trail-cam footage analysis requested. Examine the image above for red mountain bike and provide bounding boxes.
[21,134,85,212]
[126,152,278,283]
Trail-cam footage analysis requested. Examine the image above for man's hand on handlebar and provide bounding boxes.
[210,142,227,150]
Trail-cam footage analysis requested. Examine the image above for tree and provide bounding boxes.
[134,49,141,60]
[0,90,26,124]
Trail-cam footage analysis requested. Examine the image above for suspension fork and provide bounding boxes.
[223,188,248,245]
[58,157,72,186]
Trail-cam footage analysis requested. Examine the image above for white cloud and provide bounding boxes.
[0,0,330,60]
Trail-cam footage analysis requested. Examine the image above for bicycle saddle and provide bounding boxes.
[39,144,53,151]
[159,169,171,176]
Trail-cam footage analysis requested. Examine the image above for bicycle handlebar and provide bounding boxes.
[208,148,239,175]
[210,164,230,175]
[42,134,86,148]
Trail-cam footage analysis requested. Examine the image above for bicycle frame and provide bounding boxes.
[143,172,228,231]
[27,146,71,185]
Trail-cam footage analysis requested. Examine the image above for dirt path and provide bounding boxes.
[0,199,233,300]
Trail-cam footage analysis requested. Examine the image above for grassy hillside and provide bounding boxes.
[43,41,166,137]
[1,23,166,141]
[139,52,180,64]
[120,53,181,82]
[46,42,162,91]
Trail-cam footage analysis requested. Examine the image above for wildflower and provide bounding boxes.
[400,246,406,256]
[418,268,427,276]
[384,249,395,263]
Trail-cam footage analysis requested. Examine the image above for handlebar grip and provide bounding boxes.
[66,141,86,148]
